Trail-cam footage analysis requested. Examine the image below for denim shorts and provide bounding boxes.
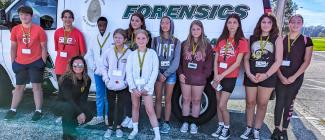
[165,73,177,84]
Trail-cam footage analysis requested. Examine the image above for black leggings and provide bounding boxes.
[107,88,128,129]
[53,101,93,135]
[274,75,304,128]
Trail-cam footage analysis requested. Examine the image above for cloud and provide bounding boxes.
[296,8,325,26]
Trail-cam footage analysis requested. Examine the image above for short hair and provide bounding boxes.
[61,9,74,19]
[17,6,33,16]
[113,28,127,39]
[97,16,108,24]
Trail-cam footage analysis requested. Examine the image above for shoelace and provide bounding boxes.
[243,128,252,136]
[216,125,223,133]
[221,128,229,136]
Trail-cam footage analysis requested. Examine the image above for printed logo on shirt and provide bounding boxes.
[22,34,31,45]
[156,43,175,57]
[59,37,74,45]
[251,40,274,60]
[220,44,235,60]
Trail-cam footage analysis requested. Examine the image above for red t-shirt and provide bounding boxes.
[10,24,47,64]
[54,27,87,75]
[213,38,248,78]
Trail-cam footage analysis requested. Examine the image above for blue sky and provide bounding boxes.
[294,0,325,26]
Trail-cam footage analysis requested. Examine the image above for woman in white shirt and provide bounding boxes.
[126,29,160,140]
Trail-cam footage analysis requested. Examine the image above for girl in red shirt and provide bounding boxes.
[211,14,248,139]
[54,10,87,79]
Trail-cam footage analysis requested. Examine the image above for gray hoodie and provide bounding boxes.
[151,16,181,78]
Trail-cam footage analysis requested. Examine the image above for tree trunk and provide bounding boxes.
[275,0,287,35]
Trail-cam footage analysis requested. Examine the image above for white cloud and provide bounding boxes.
[296,8,325,26]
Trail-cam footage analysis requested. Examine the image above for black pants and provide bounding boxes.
[107,88,128,129]
[274,75,304,128]
[124,90,132,118]
[53,100,93,135]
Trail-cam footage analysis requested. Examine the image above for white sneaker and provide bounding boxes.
[127,119,133,129]
[87,117,104,125]
[116,129,123,138]
[180,122,189,133]
[190,123,198,134]
[128,130,138,140]
[104,129,113,138]
[121,117,131,127]
[253,129,260,140]
[240,127,252,139]
[105,115,109,125]
[55,117,62,124]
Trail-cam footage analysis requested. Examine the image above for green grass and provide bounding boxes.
[312,37,325,51]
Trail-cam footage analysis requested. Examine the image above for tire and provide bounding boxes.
[0,65,13,107]
[172,81,216,125]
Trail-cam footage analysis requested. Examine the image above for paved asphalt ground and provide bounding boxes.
[0,52,324,140]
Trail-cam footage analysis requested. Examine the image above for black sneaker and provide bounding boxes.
[271,128,281,140]
[4,110,17,120]
[280,130,288,140]
[219,128,230,140]
[31,111,43,122]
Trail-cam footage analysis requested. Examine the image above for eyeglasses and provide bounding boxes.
[72,63,84,68]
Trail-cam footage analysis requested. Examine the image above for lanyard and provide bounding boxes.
[192,42,198,56]
[253,36,269,60]
[114,46,127,69]
[97,32,110,55]
[224,38,234,61]
[21,25,31,48]
[160,36,174,59]
[287,33,300,55]
[63,27,72,50]
[137,49,147,77]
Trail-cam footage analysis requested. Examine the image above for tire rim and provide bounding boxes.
[178,92,209,115]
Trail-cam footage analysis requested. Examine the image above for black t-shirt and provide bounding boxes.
[249,35,278,74]
[280,35,313,77]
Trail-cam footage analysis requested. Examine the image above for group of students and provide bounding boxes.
[5,5,313,140]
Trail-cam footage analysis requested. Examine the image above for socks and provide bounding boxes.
[10,108,17,112]
[35,109,42,113]
[218,122,224,126]
[153,127,160,137]
[132,122,139,133]
[224,125,230,129]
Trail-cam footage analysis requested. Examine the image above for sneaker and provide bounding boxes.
[280,130,288,140]
[240,127,252,139]
[104,129,113,138]
[180,122,189,133]
[121,117,131,127]
[86,117,104,125]
[189,123,198,134]
[271,128,281,140]
[55,117,62,124]
[219,128,230,140]
[128,130,138,140]
[31,111,43,122]
[211,125,223,137]
[4,110,17,121]
[153,135,161,140]
[253,129,260,140]
[160,122,171,134]
[104,115,109,125]
[127,119,133,129]
[116,129,123,138]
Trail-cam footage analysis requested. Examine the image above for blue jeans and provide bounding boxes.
[94,74,109,117]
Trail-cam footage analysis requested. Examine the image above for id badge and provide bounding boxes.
[219,62,228,69]
[160,61,170,67]
[60,52,67,58]
[112,70,123,76]
[187,62,198,69]
[135,78,145,85]
[282,60,291,67]
[255,61,268,68]
[22,49,31,54]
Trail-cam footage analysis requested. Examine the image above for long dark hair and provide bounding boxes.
[59,56,89,88]
[184,20,209,58]
[126,12,146,40]
[217,14,245,48]
[61,9,74,20]
[253,13,279,38]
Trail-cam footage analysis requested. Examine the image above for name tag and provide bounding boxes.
[135,78,145,85]
[219,62,228,69]
[160,61,170,67]
[187,62,197,69]
[112,70,123,76]
[255,61,268,68]
[60,52,67,58]
[282,60,291,67]
[22,49,31,54]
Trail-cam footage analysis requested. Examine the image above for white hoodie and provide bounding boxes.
[101,45,131,91]
[126,48,159,95]
[87,31,111,75]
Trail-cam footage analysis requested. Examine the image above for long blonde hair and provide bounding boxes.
[184,20,209,58]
